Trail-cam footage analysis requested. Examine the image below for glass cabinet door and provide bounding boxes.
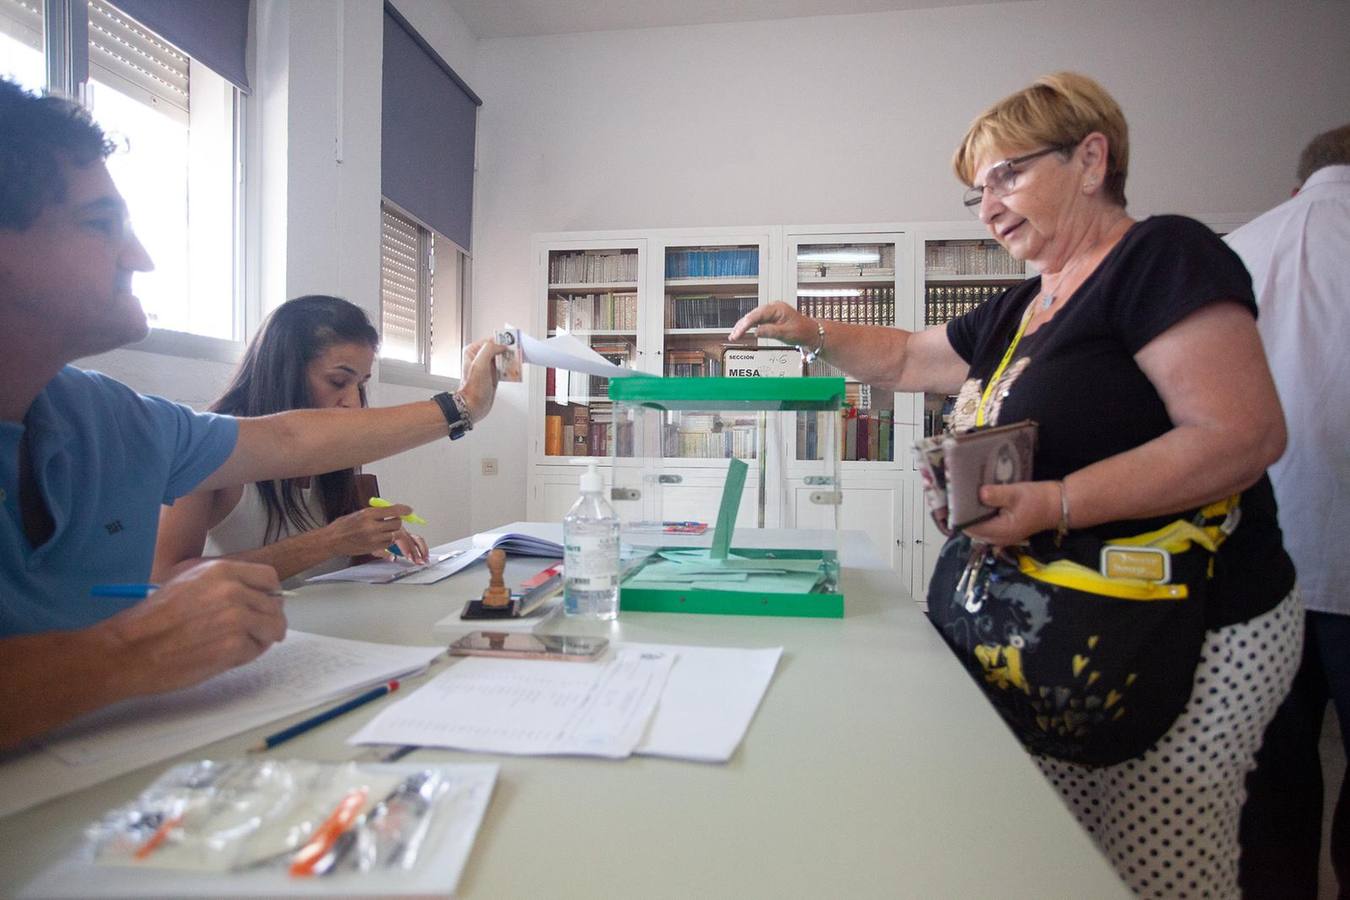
[660,243,763,461]
[793,240,898,463]
[543,247,640,459]
[921,238,1027,436]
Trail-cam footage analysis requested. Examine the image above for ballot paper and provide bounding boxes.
[350,643,783,764]
[349,647,677,758]
[518,330,652,381]
[633,644,783,763]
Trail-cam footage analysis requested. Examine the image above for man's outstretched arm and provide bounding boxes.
[198,339,507,492]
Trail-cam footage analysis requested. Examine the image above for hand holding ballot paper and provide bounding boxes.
[492,325,653,401]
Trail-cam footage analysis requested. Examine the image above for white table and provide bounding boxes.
[0,527,1127,898]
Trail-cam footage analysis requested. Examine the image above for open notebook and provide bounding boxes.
[307,524,564,585]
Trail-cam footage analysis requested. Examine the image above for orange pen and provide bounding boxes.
[288,787,369,877]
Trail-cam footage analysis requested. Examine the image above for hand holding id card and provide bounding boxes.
[494,326,523,381]
[914,420,1037,532]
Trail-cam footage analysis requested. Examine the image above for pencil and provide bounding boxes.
[249,680,400,752]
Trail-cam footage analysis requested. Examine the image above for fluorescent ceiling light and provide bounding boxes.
[797,250,881,264]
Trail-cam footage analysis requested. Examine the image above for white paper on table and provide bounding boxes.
[303,550,461,585]
[349,647,676,758]
[18,763,498,898]
[0,633,443,818]
[520,331,652,380]
[630,643,783,763]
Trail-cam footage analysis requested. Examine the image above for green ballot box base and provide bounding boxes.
[619,547,844,618]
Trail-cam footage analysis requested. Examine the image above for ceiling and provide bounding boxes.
[447,0,1011,39]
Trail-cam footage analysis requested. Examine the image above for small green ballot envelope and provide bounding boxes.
[608,377,846,617]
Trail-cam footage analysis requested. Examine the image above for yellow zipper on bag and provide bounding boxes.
[1016,554,1189,601]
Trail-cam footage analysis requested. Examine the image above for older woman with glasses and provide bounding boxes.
[730,71,1300,896]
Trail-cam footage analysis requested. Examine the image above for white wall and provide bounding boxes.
[469,0,1350,525]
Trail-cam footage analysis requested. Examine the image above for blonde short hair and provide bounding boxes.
[953,72,1130,207]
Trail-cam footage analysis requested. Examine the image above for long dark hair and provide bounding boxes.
[211,295,380,542]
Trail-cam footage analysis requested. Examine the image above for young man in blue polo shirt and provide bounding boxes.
[0,79,505,749]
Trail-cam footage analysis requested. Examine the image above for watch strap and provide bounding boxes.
[432,391,472,440]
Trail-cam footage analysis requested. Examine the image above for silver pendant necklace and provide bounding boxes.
[1040,292,1054,310]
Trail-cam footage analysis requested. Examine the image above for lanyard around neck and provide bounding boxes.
[975,300,1037,427]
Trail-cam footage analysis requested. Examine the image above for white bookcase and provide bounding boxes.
[527,222,1026,600]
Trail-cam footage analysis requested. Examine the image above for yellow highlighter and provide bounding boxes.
[369,496,429,526]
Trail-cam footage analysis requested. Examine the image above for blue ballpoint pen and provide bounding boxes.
[89,583,159,599]
[91,583,294,599]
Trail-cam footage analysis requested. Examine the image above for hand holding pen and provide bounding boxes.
[92,559,288,697]
[319,501,429,564]
[369,497,430,564]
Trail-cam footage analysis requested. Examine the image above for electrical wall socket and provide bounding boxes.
[481,457,499,476]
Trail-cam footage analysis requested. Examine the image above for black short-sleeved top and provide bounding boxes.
[945,215,1295,628]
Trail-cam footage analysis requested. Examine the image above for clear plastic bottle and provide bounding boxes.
[562,463,620,620]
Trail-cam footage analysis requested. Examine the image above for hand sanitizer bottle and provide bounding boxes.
[563,463,621,620]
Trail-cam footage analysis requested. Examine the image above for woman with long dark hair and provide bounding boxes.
[153,295,429,586]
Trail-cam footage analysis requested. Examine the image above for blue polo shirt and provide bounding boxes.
[1,367,239,635]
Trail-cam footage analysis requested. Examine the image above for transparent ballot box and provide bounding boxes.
[608,377,845,617]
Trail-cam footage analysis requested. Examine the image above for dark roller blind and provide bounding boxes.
[104,0,250,92]
[381,3,480,251]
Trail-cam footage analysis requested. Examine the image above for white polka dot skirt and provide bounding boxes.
[1033,589,1304,898]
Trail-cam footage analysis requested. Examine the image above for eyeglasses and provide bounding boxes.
[962,145,1072,212]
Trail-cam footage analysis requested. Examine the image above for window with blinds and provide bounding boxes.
[380,200,467,380]
[88,0,189,119]
[0,0,43,92]
[381,204,424,364]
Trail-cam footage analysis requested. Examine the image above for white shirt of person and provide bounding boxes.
[1226,164,1350,616]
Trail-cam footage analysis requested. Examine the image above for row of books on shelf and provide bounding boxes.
[925,240,1023,276]
[543,407,894,462]
[665,295,757,329]
[551,292,638,331]
[663,416,758,459]
[544,404,633,457]
[549,250,638,285]
[924,285,1003,326]
[796,408,895,462]
[797,289,894,326]
[664,349,724,378]
[923,396,956,438]
[665,248,758,279]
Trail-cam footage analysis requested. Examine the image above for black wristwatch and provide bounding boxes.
[432,391,473,440]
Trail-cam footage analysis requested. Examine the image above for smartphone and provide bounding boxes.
[448,631,609,661]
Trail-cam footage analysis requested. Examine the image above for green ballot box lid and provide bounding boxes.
[608,376,846,411]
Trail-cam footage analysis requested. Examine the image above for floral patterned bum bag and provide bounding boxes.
[926,496,1240,766]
